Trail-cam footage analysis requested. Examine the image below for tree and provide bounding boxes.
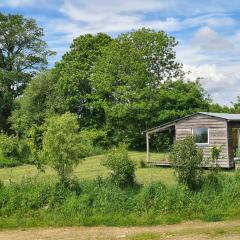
[170,136,204,191]
[10,71,57,135]
[209,103,233,113]
[89,28,210,148]
[41,112,93,182]
[232,96,240,113]
[53,33,112,126]
[0,13,54,131]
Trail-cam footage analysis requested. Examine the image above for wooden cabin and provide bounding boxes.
[145,112,240,168]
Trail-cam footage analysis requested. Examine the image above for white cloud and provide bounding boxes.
[175,25,240,105]
[191,27,234,52]
[183,64,240,105]
[59,0,172,22]
[57,0,182,36]
[206,17,235,27]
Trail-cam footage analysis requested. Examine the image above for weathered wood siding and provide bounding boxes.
[175,113,230,168]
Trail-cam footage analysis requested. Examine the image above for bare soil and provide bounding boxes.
[0,219,240,240]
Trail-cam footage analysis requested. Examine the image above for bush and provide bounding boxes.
[0,133,19,159]
[170,136,204,191]
[139,159,147,168]
[102,144,136,187]
[41,112,94,182]
[49,178,81,207]
[0,133,31,167]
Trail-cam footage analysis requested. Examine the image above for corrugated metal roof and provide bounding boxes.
[199,112,240,121]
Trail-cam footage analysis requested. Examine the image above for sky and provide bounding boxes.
[0,0,240,105]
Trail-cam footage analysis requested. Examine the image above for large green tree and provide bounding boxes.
[53,33,112,127]
[89,28,210,148]
[0,13,53,131]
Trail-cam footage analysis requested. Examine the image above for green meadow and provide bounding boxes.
[0,152,176,185]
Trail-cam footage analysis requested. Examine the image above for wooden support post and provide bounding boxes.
[146,133,150,163]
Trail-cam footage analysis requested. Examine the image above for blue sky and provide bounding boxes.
[1,0,240,105]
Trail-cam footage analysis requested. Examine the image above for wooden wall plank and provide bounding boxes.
[175,113,230,168]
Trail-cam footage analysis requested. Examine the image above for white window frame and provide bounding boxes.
[192,127,209,145]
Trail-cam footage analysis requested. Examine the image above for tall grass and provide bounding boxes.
[1,173,240,229]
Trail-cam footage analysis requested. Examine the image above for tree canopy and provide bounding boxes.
[53,33,112,123]
[89,29,210,148]
[9,26,213,150]
[0,13,53,131]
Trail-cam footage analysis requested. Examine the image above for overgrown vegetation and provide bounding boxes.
[0,172,240,228]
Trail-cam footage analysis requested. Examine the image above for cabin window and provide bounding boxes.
[192,128,209,144]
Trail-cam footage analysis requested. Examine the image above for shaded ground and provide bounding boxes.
[1,219,240,240]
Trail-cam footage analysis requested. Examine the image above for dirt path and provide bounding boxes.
[0,219,240,240]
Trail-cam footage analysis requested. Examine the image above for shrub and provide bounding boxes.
[41,112,94,182]
[24,124,45,170]
[102,144,136,187]
[204,146,224,187]
[0,133,31,167]
[0,133,19,158]
[208,145,223,169]
[170,136,204,191]
[49,178,81,207]
[139,159,147,168]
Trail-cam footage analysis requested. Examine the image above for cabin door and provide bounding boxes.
[231,128,240,157]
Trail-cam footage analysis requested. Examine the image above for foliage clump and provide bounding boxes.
[170,136,204,191]
[10,71,57,135]
[204,145,224,187]
[102,145,136,187]
[139,159,147,168]
[210,145,223,167]
[41,112,93,182]
[0,133,30,167]
[0,13,54,132]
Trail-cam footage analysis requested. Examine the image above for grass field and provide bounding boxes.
[0,151,175,185]
[0,151,234,186]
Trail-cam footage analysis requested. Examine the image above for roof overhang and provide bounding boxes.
[143,122,175,134]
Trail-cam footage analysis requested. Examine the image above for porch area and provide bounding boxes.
[145,121,175,166]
